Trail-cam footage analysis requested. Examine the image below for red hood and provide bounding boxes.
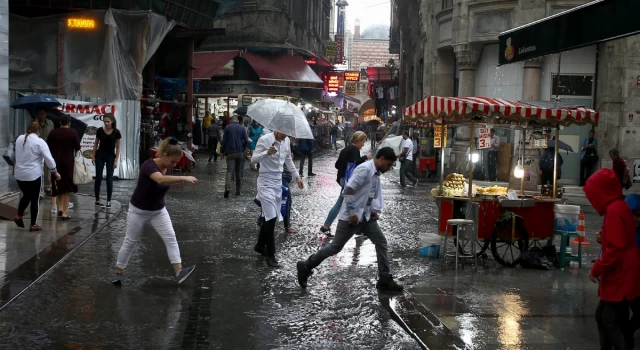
[584,168,624,215]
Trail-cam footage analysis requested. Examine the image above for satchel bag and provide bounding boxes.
[2,139,15,166]
[73,158,93,185]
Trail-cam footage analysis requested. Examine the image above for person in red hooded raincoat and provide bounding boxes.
[584,168,640,349]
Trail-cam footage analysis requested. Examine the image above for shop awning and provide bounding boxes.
[193,50,239,80]
[403,96,598,126]
[244,53,324,89]
[498,0,640,65]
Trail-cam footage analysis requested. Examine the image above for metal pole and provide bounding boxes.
[469,119,474,199]
[187,38,194,150]
[555,53,562,102]
[553,124,559,199]
[520,128,525,195]
[438,122,446,196]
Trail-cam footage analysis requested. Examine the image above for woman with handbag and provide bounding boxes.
[47,114,81,220]
[92,113,121,208]
[14,122,61,231]
[318,131,370,237]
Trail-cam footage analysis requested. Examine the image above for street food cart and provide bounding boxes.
[403,96,599,267]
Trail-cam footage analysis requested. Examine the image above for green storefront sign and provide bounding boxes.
[498,0,640,66]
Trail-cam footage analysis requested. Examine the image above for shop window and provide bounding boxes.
[551,75,594,97]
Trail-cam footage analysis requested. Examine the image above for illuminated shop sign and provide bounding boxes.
[67,18,96,29]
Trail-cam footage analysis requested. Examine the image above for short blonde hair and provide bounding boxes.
[156,138,183,157]
[352,131,367,144]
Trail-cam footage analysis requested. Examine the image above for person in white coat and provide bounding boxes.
[251,130,304,267]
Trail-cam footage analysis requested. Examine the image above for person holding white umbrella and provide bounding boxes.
[248,99,309,267]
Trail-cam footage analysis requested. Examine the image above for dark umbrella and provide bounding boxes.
[11,94,61,113]
[47,109,88,140]
[234,106,248,115]
[546,139,574,153]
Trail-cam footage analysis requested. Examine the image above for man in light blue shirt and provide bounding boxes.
[296,147,404,291]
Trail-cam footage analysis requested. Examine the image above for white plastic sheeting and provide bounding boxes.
[9,9,174,101]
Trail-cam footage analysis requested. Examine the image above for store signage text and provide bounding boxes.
[325,41,337,58]
[477,127,491,149]
[335,34,344,64]
[344,82,356,96]
[344,71,360,82]
[54,103,115,114]
[67,18,96,29]
[325,73,341,93]
[434,125,448,148]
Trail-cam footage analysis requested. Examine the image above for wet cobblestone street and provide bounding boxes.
[0,148,618,349]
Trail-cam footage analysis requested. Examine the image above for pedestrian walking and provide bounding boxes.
[487,128,500,181]
[584,168,640,349]
[579,130,598,186]
[412,131,420,176]
[609,148,630,189]
[92,113,121,208]
[318,131,370,237]
[31,107,54,196]
[369,124,377,149]
[297,147,403,291]
[399,131,418,188]
[47,114,80,220]
[298,135,316,177]
[248,120,263,170]
[232,119,251,180]
[112,137,198,285]
[207,118,220,163]
[14,122,61,232]
[221,116,250,198]
[202,111,213,147]
[330,122,339,150]
[251,131,304,267]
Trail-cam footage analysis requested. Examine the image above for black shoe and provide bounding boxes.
[376,275,404,292]
[266,257,280,268]
[224,191,230,198]
[254,244,266,256]
[296,261,313,288]
[308,173,316,177]
[112,272,123,285]
[235,190,241,196]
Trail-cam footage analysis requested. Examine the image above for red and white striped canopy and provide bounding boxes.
[403,96,598,126]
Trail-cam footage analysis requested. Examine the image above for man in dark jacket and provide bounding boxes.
[298,123,316,177]
[221,116,249,198]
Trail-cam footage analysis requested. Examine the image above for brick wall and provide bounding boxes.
[350,39,399,71]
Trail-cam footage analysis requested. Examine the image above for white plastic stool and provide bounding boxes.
[441,219,478,272]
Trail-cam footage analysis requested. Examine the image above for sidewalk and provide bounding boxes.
[0,193,121,310]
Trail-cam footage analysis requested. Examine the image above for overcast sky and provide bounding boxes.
[344,0,390,32]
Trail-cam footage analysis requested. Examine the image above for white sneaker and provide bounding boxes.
[51,205,58,214]
[68,202,74,209]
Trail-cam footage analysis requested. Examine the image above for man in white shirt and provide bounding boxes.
[488,128,500,181]
[296,147,403,292]
[251,130,304,268]
[398,131,418,187]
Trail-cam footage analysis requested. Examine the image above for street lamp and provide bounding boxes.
[336,0,349,6]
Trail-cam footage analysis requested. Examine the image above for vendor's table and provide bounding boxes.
[434,196,561,267]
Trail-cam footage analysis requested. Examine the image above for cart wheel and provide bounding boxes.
[490,217,529,267]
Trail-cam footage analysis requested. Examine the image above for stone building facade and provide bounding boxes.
[349,20,400,111]
[204,0,332,56]
[391,0,640,184]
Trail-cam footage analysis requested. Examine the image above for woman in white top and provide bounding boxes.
[14,122,60,232]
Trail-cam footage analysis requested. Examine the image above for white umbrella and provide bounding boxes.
[246,99,314,139]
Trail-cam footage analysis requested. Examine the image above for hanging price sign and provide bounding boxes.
[434,125,448,148]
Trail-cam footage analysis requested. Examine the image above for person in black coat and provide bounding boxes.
[318,131,370,237]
